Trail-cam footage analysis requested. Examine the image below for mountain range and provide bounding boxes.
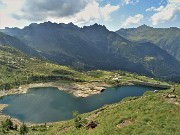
[116,25,180,61]
[1,22,180,82]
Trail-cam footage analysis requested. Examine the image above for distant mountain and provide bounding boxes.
[1,22,147,74]
[1,22,180,81]
[0,32,41,58]
[111,41,180,79]
[116,25,180,61]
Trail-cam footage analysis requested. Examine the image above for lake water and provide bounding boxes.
[0,86,159,123]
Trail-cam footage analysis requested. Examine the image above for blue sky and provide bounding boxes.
[0,0,180,31]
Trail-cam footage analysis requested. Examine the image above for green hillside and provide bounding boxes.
[0,45,179,135]
[0,44,165,91]
[0,32,41,58]
[110,41,180,79]
[0,45,92,90]
[1,22,180,81]
[116,25,180,61]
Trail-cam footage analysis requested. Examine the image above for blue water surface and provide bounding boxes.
[0,86,159,123]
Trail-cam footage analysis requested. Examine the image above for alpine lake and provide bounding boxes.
[0,85,161,123]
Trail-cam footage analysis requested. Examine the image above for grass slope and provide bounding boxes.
[116,25,180,61]
[0,45,92,90]
[0,45,169,90]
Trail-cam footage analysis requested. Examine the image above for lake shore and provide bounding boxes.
[0,81,111,98]
[0,81,111,126]
[0,79,171,99]
[0,81,171,126]
[0,104,23,126]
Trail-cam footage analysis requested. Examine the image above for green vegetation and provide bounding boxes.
[2,22,180,80]
[0,44,179,135]
[73,111,87,129]
[73,111,82,128]
[0,45,93,90]
[1,118,13,130]
[20,123,28,135]
[1,118,16,134]
[116,25,180,61]
[0,118,28,135]
[0,45,170,91]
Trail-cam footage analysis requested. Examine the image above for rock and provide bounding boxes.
[87,121,98,129]
[166,94,176,98]
[100,89,105,92]
[154,90,158,93]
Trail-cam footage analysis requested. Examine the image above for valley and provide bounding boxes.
[1,0,180,134]
[0,43,179,135]
[0,23,179,135]
[1,22,180,82]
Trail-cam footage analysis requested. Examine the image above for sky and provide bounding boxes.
[0,0,180,31]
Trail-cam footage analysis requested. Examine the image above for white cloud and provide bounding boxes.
[0,0,119,28]
[121,14,144,27]
[150,0,180,25]
[0,0,6,8]
[146,6,164,12]
[169,0,180,3]
[14,0,92,21]
[47,0,119,25]
[122,0,139,5]
[123,0,131,4]
[0,0,29,29]
[99,4,119,21]
[146,7,155,12]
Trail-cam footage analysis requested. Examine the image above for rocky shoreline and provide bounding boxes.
[0,80,171,99]
[0,81,111,98]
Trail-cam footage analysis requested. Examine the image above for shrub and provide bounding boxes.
[20,123,28,135]
[1,118,14,131]
[73,111,82,128]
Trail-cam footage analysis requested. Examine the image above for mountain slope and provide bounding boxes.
[110,41,180,78]
[1,22,149,74]
[1,22,180,81]
[0,32,41,58]
[82,24,180,79]
[116,25,180,61]
[0,45,91,90]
